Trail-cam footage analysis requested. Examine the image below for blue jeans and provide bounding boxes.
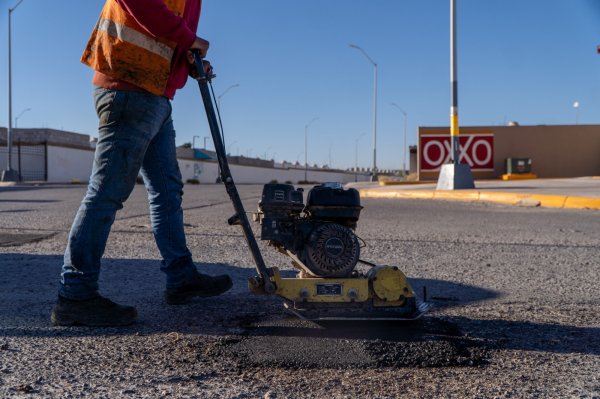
[60,88,197,300]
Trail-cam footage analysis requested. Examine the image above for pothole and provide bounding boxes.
[204,317,489,369]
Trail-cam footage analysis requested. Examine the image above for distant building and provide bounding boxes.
[417,124,600,180]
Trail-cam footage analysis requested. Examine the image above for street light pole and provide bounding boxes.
[216,84,239,152]
[192,135,200,149]
[391,103,408,176]
[436,0,474,190]
[355,133,366,182]
[226,140,237,155]
[2,0,25,182]
[217,84,240,113]
[350,44,378,181]
[573,101,580,125]
[304,117,319,182]
[450,0,459,166]
[14,107,31,128]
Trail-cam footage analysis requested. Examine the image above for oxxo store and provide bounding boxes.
[417,124,600,181]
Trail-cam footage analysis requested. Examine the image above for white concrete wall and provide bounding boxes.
[178,159,370,184]
[178,159,220,183]
[0,148,18,171]
[44,145,369,184]
[47,146,94,183]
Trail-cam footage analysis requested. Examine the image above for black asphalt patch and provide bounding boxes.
[205,316,489,369]
[0,232,56,247]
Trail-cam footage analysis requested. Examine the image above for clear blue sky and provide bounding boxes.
[0,0,599,170]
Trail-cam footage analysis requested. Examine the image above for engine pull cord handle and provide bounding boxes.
[191,50,276,295]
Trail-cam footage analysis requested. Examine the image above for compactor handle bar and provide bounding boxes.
[191,50,276,294]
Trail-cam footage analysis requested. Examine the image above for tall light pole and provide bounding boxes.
[573,101,579,125]
[216,84,239,151]
[227,140,237,155]
[217,84,240,112]
[391,103,407,176]
[2,0,26,182]
[436,0,474,190]
[14,107,30,128]
[350,44,378,181]
[449,0,459,167]
[304,117,319,182]
[192,135,200,149]
[263,146,272,160]
[355,133,366,182]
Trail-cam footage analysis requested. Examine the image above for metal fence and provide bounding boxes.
[0,142,47,181]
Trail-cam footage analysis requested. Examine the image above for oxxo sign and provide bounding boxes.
[419,133,494,172]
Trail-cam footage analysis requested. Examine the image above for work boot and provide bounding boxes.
[50,295,137,327]
[165,272,233,305]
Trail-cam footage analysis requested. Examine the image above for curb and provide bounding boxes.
[358,189,600,210]
[500,173,538,181]
[378,180,432,186]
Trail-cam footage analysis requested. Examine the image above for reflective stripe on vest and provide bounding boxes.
[81,0,187,96]
[96,18,174,61]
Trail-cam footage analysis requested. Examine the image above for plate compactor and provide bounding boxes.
[192,52,430,320]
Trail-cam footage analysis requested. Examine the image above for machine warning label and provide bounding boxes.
[316,283,342,296]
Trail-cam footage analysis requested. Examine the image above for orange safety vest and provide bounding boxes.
[81,0,187,96]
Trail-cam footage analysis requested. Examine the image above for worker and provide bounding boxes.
[51,0,232,327]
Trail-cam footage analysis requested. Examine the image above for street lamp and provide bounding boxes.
[226,140,237,155]
[14,107,31,128]
[192,135,200,149]
[573,101,579,125]
[350,44,378,181]
[263,146,272,160]
[217,84,240,112]
[391,103,408,177]
[436,0,474,190]
[304,117,319,182]
[2,0,26,182]
[355,133,366,182]
[217,84,239,147]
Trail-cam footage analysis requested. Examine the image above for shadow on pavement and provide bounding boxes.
[0,184,84,194]
[448,316,600,356]
[0,199,60,203]
[0,253,597,357]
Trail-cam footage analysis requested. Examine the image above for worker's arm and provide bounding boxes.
[115,0,209,55]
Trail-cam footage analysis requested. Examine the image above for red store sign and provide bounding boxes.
[419,133,494,172]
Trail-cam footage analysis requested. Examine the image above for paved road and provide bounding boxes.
[0,183,599,398]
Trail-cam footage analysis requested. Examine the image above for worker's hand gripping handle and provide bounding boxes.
[191,50,214,82]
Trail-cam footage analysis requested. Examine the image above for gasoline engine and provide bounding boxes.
[255,182,362,278]
[252,182,429,320]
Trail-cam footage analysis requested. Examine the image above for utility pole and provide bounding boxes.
[2,0,26,182]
